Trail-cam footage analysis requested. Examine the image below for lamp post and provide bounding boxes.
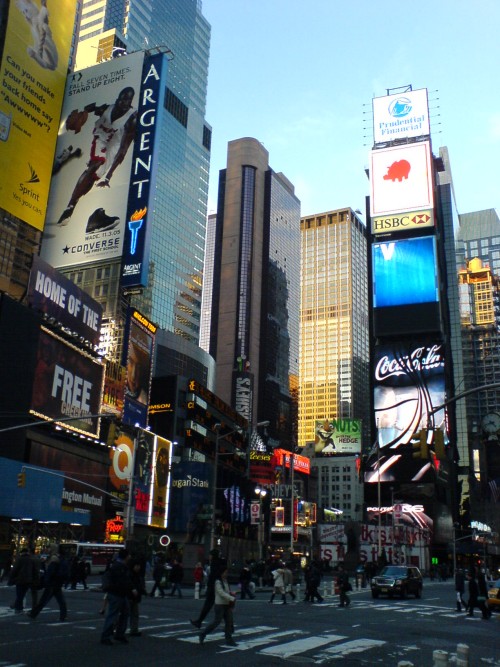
[255,486,267,559]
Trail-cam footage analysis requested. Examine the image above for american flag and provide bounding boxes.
[489,478,500,503]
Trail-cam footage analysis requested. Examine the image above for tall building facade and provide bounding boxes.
[209,138,301,451]
[64,0,212,348]
[299,208,370,448]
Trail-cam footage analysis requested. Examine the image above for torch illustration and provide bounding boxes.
[128,207,147,254]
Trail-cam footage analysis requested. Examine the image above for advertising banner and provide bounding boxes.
[133,428,155,526]
[0,0,74,230]
[108,425,135,508]
[40,51,145,268]
[314,418,362,455]
[121,52,167,288]
[169,461,210,538]
[372,88,430,144]
[365,341,446,483]
[150,435,171,528]
[27,255,103,346]
[371,208,434,235]
[370,141,434,217]
[122,308,156,428]
[30,327,104,436]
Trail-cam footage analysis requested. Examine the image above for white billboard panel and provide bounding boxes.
[373,89,430,143]
[40,51,145,269]
[370,142,434,218]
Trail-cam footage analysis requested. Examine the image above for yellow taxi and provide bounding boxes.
[487,578,500,611]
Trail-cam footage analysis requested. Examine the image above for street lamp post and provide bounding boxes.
[255,486,267,559]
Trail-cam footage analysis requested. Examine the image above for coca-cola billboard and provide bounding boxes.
[365,340,446,483]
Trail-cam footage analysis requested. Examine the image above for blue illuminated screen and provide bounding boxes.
[373,236,438,307]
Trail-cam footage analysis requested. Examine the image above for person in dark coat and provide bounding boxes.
[190,550,226,628]
[9,547,39,614]
[128,557,146,636]
[239,564,255,600]
[455,568,466,612]
[149,553,166,598]
[337,564,351,607]
[168,559,184,598]
[29,545,68,621]
[466,571,490,619]
[304,563,323,603]
[100,549,136,644]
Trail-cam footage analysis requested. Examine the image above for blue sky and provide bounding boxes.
[202,0,500,220]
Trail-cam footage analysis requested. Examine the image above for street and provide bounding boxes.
[0,578,498,666]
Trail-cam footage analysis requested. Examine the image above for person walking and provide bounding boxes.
[199,566,237,646]
[455,568,466,612]
[239,564,255,600]
[149,553,167,598]
[283,563,296,602]
[193,561,204,597]
[337,564,351,607]
[9,547,39,614]
[29,545,68,622]
[304,563,324,603]
[466,570,490,619]
[190,550,225,629]
[128,557,146,637]
[269,563,287,604]
[100,549,136,645]
[168,559,184,598]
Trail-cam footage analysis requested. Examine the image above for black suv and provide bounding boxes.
[371,565,423,599]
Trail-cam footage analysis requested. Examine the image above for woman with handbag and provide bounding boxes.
[199,566,237,646]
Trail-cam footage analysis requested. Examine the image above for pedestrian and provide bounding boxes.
[337,564,351,607]
[190,550,226,629]
[100,549,136,645]
[0,554,12,583]
[304,563,323,603]
[455,568,466,612]
[198,566,237,647]
[128,557,146,637]
[29,545,68,622]
[283,563,296,602]
[149,553,166,598]
[194,561,204,596]
[78,557,89,589]
[239,563,255,600]
[69,555,79,589]
[8,547,39,614]
[168,559,184,598]
[466,570,490,619]
[269,562,287,604]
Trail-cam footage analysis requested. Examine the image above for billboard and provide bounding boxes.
[364,340,446,483]
[314,418,362,455]
[372,236,441,336]
[30,327,104,436]
[40,51,145,268]
[122,308,156,428]
[372,88,430,144]
[371,209,434,236]
[370,142,434,217]
[121,52,167,288]
[27,255,103,346]
[133,430,172,528]
[0,0,74,230]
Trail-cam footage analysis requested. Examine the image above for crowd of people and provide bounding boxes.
[3,545,498,647]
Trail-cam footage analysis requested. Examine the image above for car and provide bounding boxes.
[487,578,500,611]
[371,565,423,599]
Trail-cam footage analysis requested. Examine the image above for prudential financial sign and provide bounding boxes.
[372,88,430,144]
[121,52,168,289]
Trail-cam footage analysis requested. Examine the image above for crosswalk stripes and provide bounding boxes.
[177,623,386,662]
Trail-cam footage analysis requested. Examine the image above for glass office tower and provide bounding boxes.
[299,208,370,448]
[69,0,211,344]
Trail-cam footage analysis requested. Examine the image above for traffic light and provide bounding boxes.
[434,429,446,460]
[412,430,429,459]
[17,472,26,488]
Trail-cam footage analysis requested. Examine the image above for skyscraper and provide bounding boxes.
[299,208,370,448]
[209,138,301,450]
[62,0,212,350]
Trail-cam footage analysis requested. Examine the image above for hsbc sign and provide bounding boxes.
[372,209,434,235]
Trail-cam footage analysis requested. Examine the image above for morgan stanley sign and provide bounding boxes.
[121,52,167,289]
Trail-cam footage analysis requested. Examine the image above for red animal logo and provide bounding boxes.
[383,159,411,182]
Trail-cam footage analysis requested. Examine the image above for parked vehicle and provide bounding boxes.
[371,565,423,599]
[487,578,500,611]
